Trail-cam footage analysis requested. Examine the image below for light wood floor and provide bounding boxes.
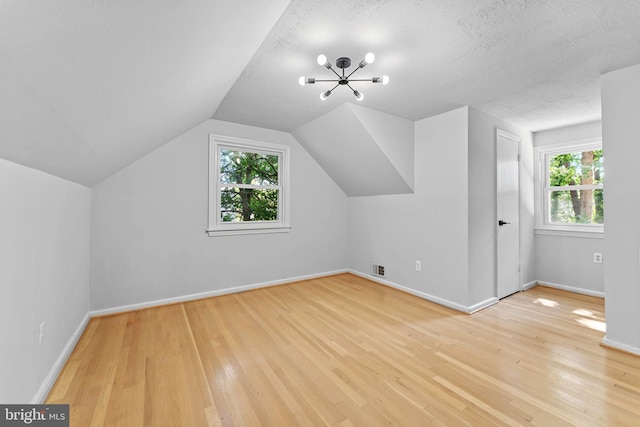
[47,273,640,426]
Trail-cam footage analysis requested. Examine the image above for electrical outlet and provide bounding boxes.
[415,260,421,271]
[39,320,45,344]
[594,252,603,264]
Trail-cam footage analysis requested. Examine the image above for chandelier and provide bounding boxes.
[299,52,389,101]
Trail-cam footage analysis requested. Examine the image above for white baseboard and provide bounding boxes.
[468,297,499,313]
[31,313,90,404]
[601,336,640,356]
[89,269,349,317]
[29,271,615,405]
[535,280,605,298]
[32,270,349,403]
[348,270,494,314]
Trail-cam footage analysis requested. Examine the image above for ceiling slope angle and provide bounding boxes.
[293,103,414,197]
[0,0,291,186]
[214,0,640,133]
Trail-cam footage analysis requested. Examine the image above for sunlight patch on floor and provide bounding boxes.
[572,308,605,321]
[533,298,559,308]
[576,318,606,332]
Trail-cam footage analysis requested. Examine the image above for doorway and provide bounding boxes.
[496,129,521,299]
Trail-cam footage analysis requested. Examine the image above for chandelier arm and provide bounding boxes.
[328,67,342,79]
[345,67,361,80]
[314,79,341,82]
[346,83,364,101]
[348,78,376,82]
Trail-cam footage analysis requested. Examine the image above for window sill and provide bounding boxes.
[535,226,603,239]
[207,225,291,237]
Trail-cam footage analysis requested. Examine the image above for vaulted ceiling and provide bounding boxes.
[0,0,290,185]
[1,1,640,186]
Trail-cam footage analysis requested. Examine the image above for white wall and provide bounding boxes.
[468,108,535,304]
[350,105,415,190]
[532,121,604,295]
[349,107,470,308]
[602,63,640,354]
[0,159,91,403]
[90,119,349,311]
[292,104,414,197]
[349,106,534,311]
[535,234,603,294]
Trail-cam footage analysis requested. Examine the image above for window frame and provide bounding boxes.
[207,134,291,237]
[534,138,603,238]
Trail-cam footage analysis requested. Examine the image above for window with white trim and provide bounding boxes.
[208,135,290,236]
[535,139,603,234]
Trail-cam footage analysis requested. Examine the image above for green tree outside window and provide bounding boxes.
[219,149,280,222]
[548,149,603,224]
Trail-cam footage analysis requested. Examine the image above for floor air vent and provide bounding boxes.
[372,264,385,277]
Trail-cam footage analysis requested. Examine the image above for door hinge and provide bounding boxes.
[517,154,521,161]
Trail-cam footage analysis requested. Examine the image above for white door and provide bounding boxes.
[496,129,521,299]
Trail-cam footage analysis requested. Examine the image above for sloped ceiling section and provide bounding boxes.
[293,103,414,197]
[214,0,640,133]
[0,0,291,186]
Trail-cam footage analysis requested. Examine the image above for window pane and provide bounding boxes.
[220,149,279,185]
[549,189,604,224]
[549,149,603,186]
[220,187,279,222]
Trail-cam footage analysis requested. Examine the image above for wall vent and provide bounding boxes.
[372,264,385,277]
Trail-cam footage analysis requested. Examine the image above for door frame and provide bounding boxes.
[496,128,522,299]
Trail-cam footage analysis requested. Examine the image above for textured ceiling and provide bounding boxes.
[214,0,640,132]
[1,1,639,186]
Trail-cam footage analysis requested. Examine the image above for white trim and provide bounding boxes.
[535,227,603,239]
[348,269,497,314]
[535,280,604,298]
[31,313,90,404]
[208,134,291,237]
[89,269,505,325]
[89,270,349,317]
[601,336,640,356]
[534,138,603,229]
[497,128,521,142]
[31,273,612,404]
[468,297,500,314]
[496,128,522,299]
[33,271,350,401]
[206,225,291,237]
[547,184,602,191]
[536,137,602,155]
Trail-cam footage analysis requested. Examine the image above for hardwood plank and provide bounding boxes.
[47,274,640,426]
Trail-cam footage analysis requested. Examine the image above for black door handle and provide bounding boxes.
[498,220,510,226]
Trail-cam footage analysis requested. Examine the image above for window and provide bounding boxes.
[208,135,290,236]
[535,139,603,236]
